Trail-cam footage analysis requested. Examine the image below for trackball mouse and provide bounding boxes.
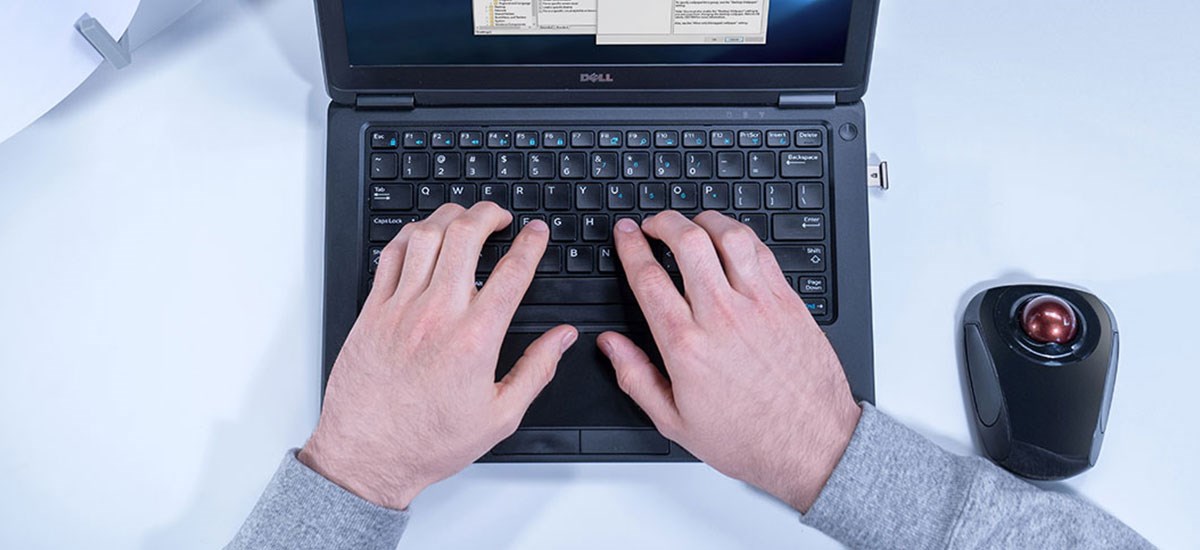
[962,284,1119,480]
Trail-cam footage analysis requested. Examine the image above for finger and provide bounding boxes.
[495,325,578,424]
[754,240,796,300]
[640,211,732,303]
[365,225,410,306]
[473,219,549,327]
[597,331,682,438]
[691,211,770,297]
[613,218,693,336]
[394,203,465,300]
[428,202,512,299]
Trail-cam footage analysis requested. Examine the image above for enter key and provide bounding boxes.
[773,214,825,241]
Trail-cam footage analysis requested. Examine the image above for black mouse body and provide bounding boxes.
[963,284,1119,480]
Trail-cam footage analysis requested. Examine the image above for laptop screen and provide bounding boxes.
[342,0,854,66]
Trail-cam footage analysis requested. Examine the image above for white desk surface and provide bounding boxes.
[2,1,1198,548]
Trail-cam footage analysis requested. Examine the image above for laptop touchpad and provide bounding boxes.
[496,331,661,429]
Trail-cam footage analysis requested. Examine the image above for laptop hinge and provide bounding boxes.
[779,93,837,109]
[355,94,416,110]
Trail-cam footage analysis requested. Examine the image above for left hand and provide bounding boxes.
[299,202,576,510]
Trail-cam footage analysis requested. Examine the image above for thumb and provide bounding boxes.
[496,324,577,415]
[597,331,681,437]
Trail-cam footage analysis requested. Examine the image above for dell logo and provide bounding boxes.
[580,72,614,83]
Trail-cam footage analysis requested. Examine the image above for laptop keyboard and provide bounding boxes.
[362,125,835,325]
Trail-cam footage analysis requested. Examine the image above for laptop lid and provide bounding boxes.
[315,0,878,106]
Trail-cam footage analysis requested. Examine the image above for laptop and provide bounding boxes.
[316,0,879,462]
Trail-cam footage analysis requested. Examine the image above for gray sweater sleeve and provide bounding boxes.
[226,450,408,550]
[801,404,1151,549]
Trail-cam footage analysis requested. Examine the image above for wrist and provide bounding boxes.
[298,433,426,511]
[767,399,862,513]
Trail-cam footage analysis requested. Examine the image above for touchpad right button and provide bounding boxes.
[581,429,670,455]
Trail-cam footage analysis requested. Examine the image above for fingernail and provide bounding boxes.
[527,219,548,233]
[560,329,578,353]
[616,218,637,233]
[598,338,614,357]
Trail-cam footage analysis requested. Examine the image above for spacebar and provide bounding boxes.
[521,278,626,305]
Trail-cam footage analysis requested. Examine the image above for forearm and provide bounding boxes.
[226,450,409,550]
[801,404,1150,549]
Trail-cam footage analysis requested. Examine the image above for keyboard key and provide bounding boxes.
[659,247,678,272]
[701,183,729,210]
[464,153,491,179]
[773,245,825,271]
[528,153,554,179]
[417,184,445,210]
[766,183,792,210]
[655,152,682,179]
[431,131,454,148]
[559,152,586,179]
[512,183,539,210]
[369,247,382,273]
[795,129,824,147]
[798,276,826,294]
[459,131,483,148]
[773,214,824,240]
[538,246,562,273]
[370,184,413,211]
[433,153,461,179]
[781,152,823,178]
[487,131,511,148]
[369,214,420,242]
[550,214,578,241]
[582,215,610,242]
[370,153,398,180]
[717,152,744,178]
[623,152,650,179]
[402,153,429,179]
[710,130,735,148]
[478,245,500,272]
[592,152,618,179]
[670,183,698,210]
[682,130,707,147]
[544,183,571,211]
[599,131,623,148]
[738,130,763,147]
[371,130,398,149]
[655,131,679,147]
[740,214,768,240]
[480,183,508,209]
[749,151,776,179]
[496,152,523,179]
[515,131,539,148]
[402,131,427,148]
[686,152,713,178]
[805,298,828,317]
[575,183,604,210]
[570,131,595,148]
[766,130,790,148]
[598,247,617,273]
[627,131,651,148]
[607,183,635,210]
[797,183,824,209]
[518,214,546,231]
[566,245,593,273]
[543,131,567,148]
[734,183,761,209]
[640,183,667,210]
[449,183,476,207]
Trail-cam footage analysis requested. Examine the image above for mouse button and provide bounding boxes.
[1099,333,1119,434]
[965,324,1003,427]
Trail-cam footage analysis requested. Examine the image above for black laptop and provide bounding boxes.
[316,0,878,462]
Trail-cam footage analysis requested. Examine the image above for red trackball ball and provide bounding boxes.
[1021,295,1079,344]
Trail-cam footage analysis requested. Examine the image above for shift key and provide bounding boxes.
[772,245,825,272]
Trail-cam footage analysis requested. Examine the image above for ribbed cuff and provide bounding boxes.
[226,450,409,550]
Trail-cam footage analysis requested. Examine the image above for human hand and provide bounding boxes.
[599,212,861,512]
[299,203,577,510]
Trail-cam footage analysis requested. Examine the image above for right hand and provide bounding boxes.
[598,212,862,513]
